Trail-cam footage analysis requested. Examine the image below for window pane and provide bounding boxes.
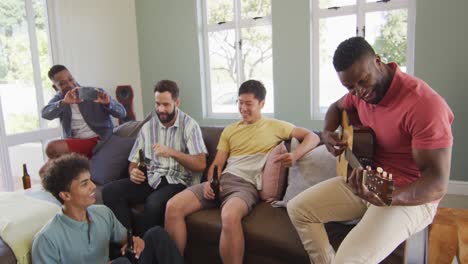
[319,15,356,112]
[0,0,40,134]
[208,30,238,113]
[319,0,356,9]
[9,142,44,190]
[33,0,57,128]
[241,26,273,113]
[207,0,234,24]
[366,9,408,72]
[241,0,271,19]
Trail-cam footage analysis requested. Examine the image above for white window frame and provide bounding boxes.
[198,0,273,119]
[311,0,416,120]
[0,0,61,191]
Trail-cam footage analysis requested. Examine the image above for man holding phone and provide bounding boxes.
[41,65,126,170]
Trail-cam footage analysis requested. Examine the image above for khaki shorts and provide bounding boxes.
[188,172,259,212]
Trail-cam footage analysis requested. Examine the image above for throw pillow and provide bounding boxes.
[271,163,308,208]
[272,139,336,208]
[113,111,153,137]
[24,187,61,206]
[90,135,136,185]
[0,192,60,264]
[260,142,288,202]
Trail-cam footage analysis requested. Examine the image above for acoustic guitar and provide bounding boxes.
[337,111,395,205]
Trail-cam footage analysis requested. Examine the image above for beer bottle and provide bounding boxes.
[137,149,147,182]
[125,229,139,264]
[22,164,31,189]
[210,165,220,203]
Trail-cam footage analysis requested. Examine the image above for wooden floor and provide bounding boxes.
[428,207,468,264]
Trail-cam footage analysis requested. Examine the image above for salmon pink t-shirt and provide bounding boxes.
[342,63,454,187]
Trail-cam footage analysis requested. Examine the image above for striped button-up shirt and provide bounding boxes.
[128,110,207,188]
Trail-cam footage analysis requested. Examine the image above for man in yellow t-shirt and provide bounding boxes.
[165,80,320,264]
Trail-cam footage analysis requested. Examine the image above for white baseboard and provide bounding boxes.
[447,180,468,196]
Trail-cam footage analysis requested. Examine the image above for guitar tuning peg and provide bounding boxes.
[377,167,383,174]
[389,173,393,180]
[382,171,388,179]
[366,165,371,171]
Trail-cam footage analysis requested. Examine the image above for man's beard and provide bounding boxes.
[370,81,387,104]
[157,108,177,124]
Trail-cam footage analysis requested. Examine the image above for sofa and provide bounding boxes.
[93,122,409,263]
[182,127,407,264]
[0,122,425,264]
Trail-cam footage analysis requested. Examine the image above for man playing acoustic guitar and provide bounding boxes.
[287,36,454,263]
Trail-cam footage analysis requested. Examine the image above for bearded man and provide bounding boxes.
[103,80,207,236]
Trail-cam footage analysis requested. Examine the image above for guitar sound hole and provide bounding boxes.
[359,158,374,167]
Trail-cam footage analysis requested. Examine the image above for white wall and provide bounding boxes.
[47,0,144,120]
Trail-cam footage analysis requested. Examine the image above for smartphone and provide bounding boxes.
[78,87,98,101]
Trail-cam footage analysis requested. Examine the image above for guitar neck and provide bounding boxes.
[338,110,376,178]
[344,147,362,170]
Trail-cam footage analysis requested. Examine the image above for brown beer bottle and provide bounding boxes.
[22,164,31,189]
[137,149,147,182]
[210,165,220,203]
[125,229,139,264]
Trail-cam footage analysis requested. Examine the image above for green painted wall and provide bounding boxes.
[413,0,468,181]
[135,0,467,181]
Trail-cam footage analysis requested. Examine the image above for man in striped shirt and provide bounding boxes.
[103,80,207,236]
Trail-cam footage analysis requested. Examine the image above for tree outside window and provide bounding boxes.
[0,0,56,191]
[313,0,414,117]
[0,0,54,134]
[202,0,273,115]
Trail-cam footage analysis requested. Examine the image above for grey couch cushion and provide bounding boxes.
[92,114,153,186]
[113,112,153,137]
[90,135,136,185]
[272,143,336,208]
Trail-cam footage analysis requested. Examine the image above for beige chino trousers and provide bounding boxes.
[287,176,437,264]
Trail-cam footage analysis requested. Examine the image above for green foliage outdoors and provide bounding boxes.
[0,0,51,134]
[373,10,407,66]
[319,9,407,66]
[5,113,39,134]
[209,1,407,85]
[208,0,272,84]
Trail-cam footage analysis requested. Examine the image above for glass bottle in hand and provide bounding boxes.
[137,149,147,182]
[125,229,139,264]
[210,165,220,204]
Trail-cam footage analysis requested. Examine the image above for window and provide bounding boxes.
[311,0,415,118]
[199,0,274,117]
[0,0,60,191]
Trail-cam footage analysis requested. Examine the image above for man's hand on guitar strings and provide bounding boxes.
[348,167,388,207]
[322,131,347,156]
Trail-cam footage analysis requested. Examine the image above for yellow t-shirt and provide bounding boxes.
[217,118,294,189]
